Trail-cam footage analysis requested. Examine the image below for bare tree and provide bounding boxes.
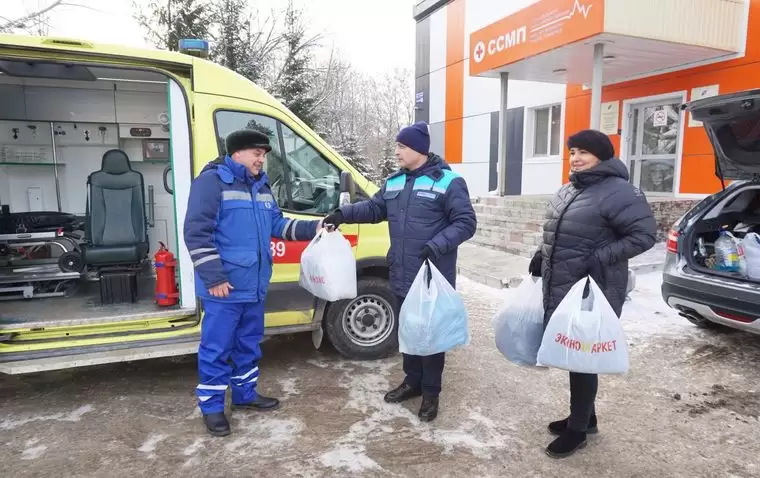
[0,0,81,34]
[131,0,413,183]
[309,53,413,183]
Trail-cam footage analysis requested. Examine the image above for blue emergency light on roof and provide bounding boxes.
[178,39,209,59]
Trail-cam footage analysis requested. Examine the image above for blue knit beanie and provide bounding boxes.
[396,121,430,155]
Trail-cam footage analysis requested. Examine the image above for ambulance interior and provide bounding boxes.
[0,60,196,330]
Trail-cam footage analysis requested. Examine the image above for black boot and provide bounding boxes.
[546,430,587,458]
[384,383,422,403]
[233,394,280,411]
[548,415,598,435]
[203,412,231,437]
[418,396,439,422]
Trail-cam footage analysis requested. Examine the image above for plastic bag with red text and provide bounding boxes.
[536,276,629,374]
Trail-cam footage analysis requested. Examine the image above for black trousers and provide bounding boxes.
[397,295,446,397]
[567,372,598,432]
[402,352,446,397]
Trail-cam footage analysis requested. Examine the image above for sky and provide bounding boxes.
[5,0,416,76]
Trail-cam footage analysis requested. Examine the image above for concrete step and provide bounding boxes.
[473,199,548,211]
[456,242,530,289]
[468,235,537,258]
[476,213,544,232]
[476,195,551,207]
[474,224,542,247]
[473,204,547,220]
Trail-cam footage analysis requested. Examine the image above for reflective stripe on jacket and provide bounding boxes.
[184,155,318,302]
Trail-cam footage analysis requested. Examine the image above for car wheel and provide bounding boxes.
[324,277,399,360]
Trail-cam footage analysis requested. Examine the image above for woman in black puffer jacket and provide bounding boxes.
[528,129,657,458]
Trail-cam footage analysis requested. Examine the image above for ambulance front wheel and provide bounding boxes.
[324,277,399,360]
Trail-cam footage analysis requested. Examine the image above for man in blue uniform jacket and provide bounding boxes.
[323,121,476,422]
[184,129,322,437]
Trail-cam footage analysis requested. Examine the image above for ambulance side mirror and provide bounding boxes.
[339,171,355,206]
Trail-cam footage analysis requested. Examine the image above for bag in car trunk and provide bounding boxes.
[688,188,760,281]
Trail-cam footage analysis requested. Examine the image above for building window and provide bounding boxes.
[532,104,562,157]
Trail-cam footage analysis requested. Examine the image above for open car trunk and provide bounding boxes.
[684,184,760,284]
[684,89,760,284]
[0,59,197,331]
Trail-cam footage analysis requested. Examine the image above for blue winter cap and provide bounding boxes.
[396,121,430,155]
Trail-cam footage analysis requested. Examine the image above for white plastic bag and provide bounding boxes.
[725,231,748,277]
[536,277,629,374]
[299,229,357,301]
[492,276,545,367]
[742,232,760,280]
[399,260,469,356]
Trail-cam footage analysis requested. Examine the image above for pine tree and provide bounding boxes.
[210,0,250,77]
[337,134,377,182]
[377,141,398,180]
[133,0,213,51]
[274,0,320,128]
[208,0,283,85]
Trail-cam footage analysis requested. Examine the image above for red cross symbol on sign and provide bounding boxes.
[474,41,485,63]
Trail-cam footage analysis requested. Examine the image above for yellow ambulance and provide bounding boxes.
[0,35,395,374]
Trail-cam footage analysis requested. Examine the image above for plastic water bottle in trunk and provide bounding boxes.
[714,226,740,273]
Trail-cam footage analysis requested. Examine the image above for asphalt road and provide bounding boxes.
[1,273,759,478]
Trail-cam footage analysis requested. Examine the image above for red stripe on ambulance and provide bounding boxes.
[271,234,358,264]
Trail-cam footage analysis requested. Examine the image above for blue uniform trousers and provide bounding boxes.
[397,295,446,397]
[196,299,265,415]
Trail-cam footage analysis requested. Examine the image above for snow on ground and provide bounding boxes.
[2,269,759,477]
[456,271,696,341]
[621,271,697,338]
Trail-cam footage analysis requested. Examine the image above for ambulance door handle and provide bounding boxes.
[163,165,174,195]
[147,185,156,228]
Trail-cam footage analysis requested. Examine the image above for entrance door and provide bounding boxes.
[625,98,682,194]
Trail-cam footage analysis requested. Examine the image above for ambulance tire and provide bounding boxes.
[324,277,399,360]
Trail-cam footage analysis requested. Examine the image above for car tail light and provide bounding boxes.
[666,229,679,254]
[715,310,755,323]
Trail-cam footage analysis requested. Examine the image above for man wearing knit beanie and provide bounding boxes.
[395,121,431,168]
[323,121,477,422]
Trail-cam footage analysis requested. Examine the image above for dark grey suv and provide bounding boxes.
[661,89,760,334]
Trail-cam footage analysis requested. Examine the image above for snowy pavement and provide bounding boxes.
[1,273,759,477]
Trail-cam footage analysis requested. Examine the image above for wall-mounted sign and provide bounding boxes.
[143,139,170,160]
[415,91,424,104]
[652,109,668,128]
[130,127,152,137]
[688,84,720,127]
[469,0,605,76]
[599,101,619,135]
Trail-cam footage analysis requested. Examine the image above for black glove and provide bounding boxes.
[420,245,435,263]
[588,253,603,285]
[582,253,605,299]
[323,210,343,230]
[528,251,542,277]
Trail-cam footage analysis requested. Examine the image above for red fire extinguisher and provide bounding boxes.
[154,241,179,307]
